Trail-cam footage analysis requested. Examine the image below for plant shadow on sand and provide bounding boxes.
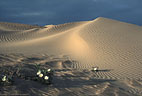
[98,69,113,72]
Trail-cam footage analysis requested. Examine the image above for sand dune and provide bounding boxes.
[1,17,142,95]
[1,17,142,80]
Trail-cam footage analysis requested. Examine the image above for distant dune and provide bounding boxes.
[1,17,142,81]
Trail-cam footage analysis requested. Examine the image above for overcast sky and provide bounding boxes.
[0,0,142,26]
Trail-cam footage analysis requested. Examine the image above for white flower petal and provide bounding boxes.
[39,73,43,77]
[37,70,41,75]
[44,76,49,80]
[47,69,51,72]
[2,76,7,81]
[93,67,98,71]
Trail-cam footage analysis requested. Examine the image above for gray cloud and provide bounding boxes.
[0,0,142,25]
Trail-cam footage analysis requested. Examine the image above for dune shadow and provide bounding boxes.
[14,78,50,96]
[53,76,115,88]
[45,59,76,69]
[0,62,116,95]
[0,77,52,96]
[21,57,44,64]
[54,69,72,72]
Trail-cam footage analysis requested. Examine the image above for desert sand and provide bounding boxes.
[0,17,142,96]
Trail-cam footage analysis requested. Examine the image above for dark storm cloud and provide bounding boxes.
[0,0,142,25]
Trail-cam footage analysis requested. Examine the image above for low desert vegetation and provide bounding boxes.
[34,64,53,85]
[0,64,54,86]
[0,63,100,86]
[92,66,99,72]
[0,66,15,86]
[0,74,14,86]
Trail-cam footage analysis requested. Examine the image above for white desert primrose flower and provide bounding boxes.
[47,69,51,72]
[39,73,43,78]
[2,76,7,82]
[93,67,98,71]
[44,76,49,80]
[37,70,41,75]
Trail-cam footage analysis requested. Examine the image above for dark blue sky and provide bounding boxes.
[0,0,142,26]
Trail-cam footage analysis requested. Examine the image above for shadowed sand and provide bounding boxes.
[0,17,142,95]
[0,54,141,96]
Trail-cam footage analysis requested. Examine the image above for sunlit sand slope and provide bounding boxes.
[0,17,142,80]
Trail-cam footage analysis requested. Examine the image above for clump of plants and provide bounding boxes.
[0,64,54,86]
[34,64,53,85]
[0,67,15,86]
[0,75,14,86]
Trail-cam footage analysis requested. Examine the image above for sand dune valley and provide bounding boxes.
[1,17,142,96]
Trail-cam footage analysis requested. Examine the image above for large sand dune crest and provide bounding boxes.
[0,17,142,80]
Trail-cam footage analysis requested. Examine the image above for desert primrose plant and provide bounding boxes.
[0,64,54,86]
[92,66,99,72]
[34,64,53,85]
[0,73,14,86]
[0,65,22,86]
